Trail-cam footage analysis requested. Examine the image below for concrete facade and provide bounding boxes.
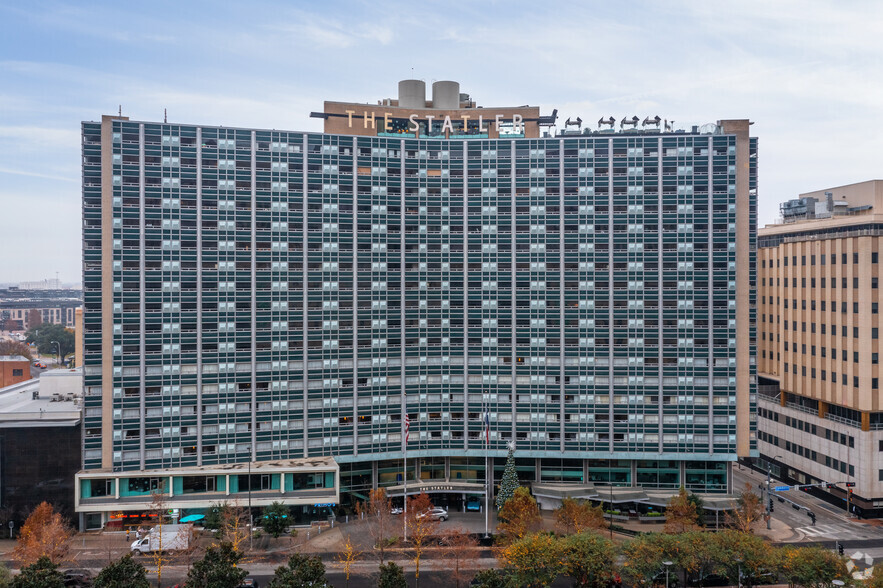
[81,95,757,516]
[757,180,883,515]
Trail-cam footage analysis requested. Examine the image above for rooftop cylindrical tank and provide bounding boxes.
[432,81,460,109]
[398,79,426,109]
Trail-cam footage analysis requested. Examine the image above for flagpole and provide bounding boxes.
[484,406,490,539]
[403,412,408,542]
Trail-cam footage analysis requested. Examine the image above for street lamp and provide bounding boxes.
[734,556,742,588]
[609,482,614,540]
[766,455,783,530]
[663,560,673,588]
[51,340,61,366]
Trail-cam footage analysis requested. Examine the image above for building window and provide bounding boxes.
[12,369,22,377]
[873,252,879,263]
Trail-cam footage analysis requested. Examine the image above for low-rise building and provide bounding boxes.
[0,356,31,388]
[0,368,82,524]
[75,457,339,530]
[0,288,82,331]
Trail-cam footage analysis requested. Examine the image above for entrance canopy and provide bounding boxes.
[385,480,485,498]
[642,489,739,511]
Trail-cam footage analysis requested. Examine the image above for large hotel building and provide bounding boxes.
[757,180,883,517]
[78,81,757,527]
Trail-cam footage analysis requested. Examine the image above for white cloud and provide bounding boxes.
[1,1,882,279]
[266,11,395,49]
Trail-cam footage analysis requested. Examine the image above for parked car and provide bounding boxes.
[63,569,93,587]
[417,507,448,521]
[390,506,403,515]
[239,579,260,588]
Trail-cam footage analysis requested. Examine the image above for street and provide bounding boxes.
[732,465,883,543]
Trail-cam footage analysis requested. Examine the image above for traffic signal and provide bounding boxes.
[769,499,774,513]
[826,483,836,489]
[846,482,856,488]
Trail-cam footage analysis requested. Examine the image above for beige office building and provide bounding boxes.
[758,180,883,516]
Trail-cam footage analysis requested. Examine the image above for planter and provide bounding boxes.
[639,516,666,523]
[604,514,630,522]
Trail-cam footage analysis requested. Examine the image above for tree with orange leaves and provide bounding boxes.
[405,492,439,588]
[12,501,73,565]
[663,487,701,534]
[555,497,607,536]
[497,486,542,542]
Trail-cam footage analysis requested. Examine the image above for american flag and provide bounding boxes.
[484,412,490,444]
[404,413,410,444]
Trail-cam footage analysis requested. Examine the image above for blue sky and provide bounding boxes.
[1,0,882,283]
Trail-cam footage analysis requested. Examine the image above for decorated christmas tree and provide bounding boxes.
[496,441,519,510]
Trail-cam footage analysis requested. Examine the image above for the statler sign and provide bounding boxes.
[344,110,524,134]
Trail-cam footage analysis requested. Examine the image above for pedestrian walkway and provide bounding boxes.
[795,523,883,541]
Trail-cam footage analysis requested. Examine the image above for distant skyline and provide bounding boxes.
[1,0,882,282]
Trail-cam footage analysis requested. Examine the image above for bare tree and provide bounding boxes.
[0,340,31,359]
[146,490,169,588]
[27,309,41,330]
[725,482,763,533]
[216,501,250,555]
[336,533,363,588]
[354,488,398,564]
[440,526,480,588]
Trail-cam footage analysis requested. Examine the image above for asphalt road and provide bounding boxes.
[732,465,883,542]
[133,563,567,588]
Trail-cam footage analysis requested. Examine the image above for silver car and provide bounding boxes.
[417,507,448,521]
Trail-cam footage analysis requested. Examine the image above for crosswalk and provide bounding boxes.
[796,523,883,540]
